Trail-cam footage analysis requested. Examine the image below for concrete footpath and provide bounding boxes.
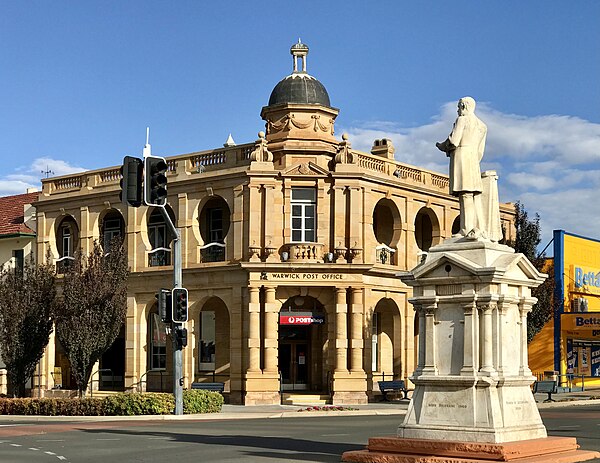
[0,388,598,423]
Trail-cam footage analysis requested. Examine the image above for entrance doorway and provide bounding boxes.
[279,336,309,391]
[278,294,327,393]
[99,325,125,390]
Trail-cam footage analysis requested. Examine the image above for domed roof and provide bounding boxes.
[267,40,331,107]
[268,74,330,106]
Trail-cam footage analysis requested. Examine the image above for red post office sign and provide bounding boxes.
[279,314,325,325]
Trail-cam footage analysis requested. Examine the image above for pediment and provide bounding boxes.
[408,249,546,285]
[280,161,329,178]
[412,252,483,280]
[496,252,546,282]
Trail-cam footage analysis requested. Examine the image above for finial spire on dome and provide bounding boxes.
[290,39,309,74]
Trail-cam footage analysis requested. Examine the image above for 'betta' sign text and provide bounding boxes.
[574,267,600,288]
[575,316,600,327]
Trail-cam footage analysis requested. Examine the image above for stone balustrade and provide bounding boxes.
[286,242,324,262]
[40,142,451,198]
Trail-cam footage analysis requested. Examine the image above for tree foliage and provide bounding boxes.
[0,256,57,397]
[54,238,128,396]
[508,201,555,342]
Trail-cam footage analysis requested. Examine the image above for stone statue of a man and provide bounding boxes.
[436,97,487,238]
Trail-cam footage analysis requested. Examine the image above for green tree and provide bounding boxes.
[509,201,555,342]
[0,256,57,397]
[54,238,128,396]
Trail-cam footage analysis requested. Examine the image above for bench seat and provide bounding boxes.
[190,382,225,393]
[378,380,410,401]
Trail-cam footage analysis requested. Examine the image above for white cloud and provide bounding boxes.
[340,101,600,251]
[0,157,88,196]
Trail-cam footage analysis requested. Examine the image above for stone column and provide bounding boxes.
[422,303,438,375]
[461,301,477,376]
[80,206,91,254]
[479,303,496,375]
[349,288,364,372]
[232,185,244,261]
[263,287,279,372]
[247,184,262,259]
[335,287,349,372]
[41,330,56,392]
[125,205,141,271]
[414,305,426,376]
[124,295,138,392]
[496,301,508,376]
[247,287,261,372]
[348,186,363,263]
[333,185,347,261]
[263,185,278,262]
[177,193,189,267]
[518,299,533,376]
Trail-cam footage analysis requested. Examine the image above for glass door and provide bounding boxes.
[279,342,309,391]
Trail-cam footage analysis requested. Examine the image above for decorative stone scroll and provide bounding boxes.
[267,113,334,135]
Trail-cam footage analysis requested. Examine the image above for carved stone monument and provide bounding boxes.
[343,98,600,463]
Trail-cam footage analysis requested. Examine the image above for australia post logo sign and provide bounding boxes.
[279,313,325,325]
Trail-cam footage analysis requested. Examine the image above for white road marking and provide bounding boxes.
[10,443,22,447]
[29,447,40,451]
[57,456,67,461]
[45,451,56,455]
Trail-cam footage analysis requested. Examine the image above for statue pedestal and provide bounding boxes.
[343,436,600,462]
[343,237,599,462]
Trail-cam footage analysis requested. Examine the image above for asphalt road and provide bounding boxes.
[0,405,599,463]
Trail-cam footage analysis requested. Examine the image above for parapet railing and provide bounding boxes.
[40,142,453,198]
[40,142,256,197]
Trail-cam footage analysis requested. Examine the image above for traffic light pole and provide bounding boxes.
[158,206,184,415]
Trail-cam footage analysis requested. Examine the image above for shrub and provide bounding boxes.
[0,397,105,416]
[0,391,223,416]
[183,389,224,414]
[103,393,174,416]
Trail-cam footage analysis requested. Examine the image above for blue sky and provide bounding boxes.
[1,1,599,250]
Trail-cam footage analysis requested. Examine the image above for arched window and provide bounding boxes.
[148,311,167,370]
[148,209,173,266]
[101,210,125,250]
[56,216,79,273]
[198,197,230,262]
[373,198,402,265]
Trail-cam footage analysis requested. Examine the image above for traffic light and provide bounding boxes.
[174,325,188,349]
[156,288,172,323]
[144,155,168,206]
[119,156,143,207]
[172,287,188,323]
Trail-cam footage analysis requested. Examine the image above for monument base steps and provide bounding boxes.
[342,436,600,463]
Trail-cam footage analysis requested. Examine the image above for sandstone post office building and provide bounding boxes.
[34,42,515,405]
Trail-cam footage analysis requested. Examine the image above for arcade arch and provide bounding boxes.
[414,207,441,252]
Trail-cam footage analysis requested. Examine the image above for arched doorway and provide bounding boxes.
[100,324,125,390]
[196,297,230,386]
[278,295,327,392]
[370,298,403,383]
